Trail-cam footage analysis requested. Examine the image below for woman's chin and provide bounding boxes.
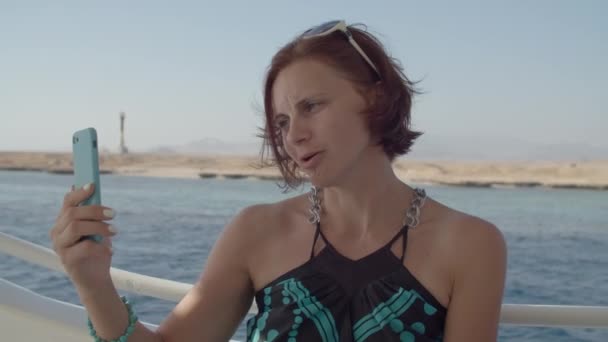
[305,170,333,189]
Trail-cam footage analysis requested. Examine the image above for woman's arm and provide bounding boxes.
[443,216,507,342]
[155,205,267,341]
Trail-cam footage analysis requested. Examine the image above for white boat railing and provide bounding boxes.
[2,231,608,329]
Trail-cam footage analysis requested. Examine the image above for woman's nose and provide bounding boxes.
[285,116,310,145]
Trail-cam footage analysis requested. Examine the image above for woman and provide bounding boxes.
[50,20,507,341]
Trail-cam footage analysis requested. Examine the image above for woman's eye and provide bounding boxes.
[304,102,319,112]
[275,118,288,130]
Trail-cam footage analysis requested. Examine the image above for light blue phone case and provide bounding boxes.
[72,127,103,243]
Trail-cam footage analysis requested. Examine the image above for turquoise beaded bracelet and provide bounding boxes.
[87,296,139,342]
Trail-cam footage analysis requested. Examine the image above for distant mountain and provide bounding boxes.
[406,135,607,161]
[147,136,606,161]
[147,138,260,156]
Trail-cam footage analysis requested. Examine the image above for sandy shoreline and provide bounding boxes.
[1,151,607,190]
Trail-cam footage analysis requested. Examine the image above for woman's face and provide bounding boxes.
[272,58,375,187]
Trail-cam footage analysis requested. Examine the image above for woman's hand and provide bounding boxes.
[49,183,117,289]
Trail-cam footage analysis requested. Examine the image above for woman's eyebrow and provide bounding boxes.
[274,92,328,117]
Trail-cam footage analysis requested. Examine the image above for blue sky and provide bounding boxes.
[1,1,606,155]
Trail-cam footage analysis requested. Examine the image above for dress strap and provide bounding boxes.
[310,222,322,260]
[382,223,411,262]
[401,225,410,263]
[385,223,409,250]
[306,186,426,262]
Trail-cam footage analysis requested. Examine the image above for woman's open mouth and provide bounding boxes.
[299,151,324,169]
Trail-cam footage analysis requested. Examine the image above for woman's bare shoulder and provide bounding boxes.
[443,207,504,250]
[427,199,506,279]
[428,201,507,340]
[425,198,503,244]
[229,193,309,246]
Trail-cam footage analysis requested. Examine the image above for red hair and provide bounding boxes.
[257,23,423,191]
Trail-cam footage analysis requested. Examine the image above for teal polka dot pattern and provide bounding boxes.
[246,279,445,341]
[267,329,279,341]
[411,322,426,334]
[257,311,269,331]
[281,289,293,305]
[287,312,302,338]
[246,285,277,341]
[400,330,415,342]
[424,303,437,316]
[281,280,310,341]
[246,316,255,337]
[263,286,273,313]
[251,330,260,342]
[390,319,404,333]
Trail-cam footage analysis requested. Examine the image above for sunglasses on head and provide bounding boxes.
[302,20,381,79]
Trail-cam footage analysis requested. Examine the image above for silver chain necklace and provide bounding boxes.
[308,186,427,228]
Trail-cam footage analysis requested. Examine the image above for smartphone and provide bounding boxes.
[72,127,103,243]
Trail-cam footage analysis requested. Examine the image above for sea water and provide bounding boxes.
[1,170,607,341]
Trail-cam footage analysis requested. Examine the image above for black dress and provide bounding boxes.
[246,217,447,342]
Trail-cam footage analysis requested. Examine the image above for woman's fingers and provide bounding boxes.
[54,220,117,251]
[52,204,115,238]
[62,238,113,265]
[49,184,116,282]
[62,182,96,209]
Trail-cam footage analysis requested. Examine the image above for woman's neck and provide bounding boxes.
[320,152,416,239]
